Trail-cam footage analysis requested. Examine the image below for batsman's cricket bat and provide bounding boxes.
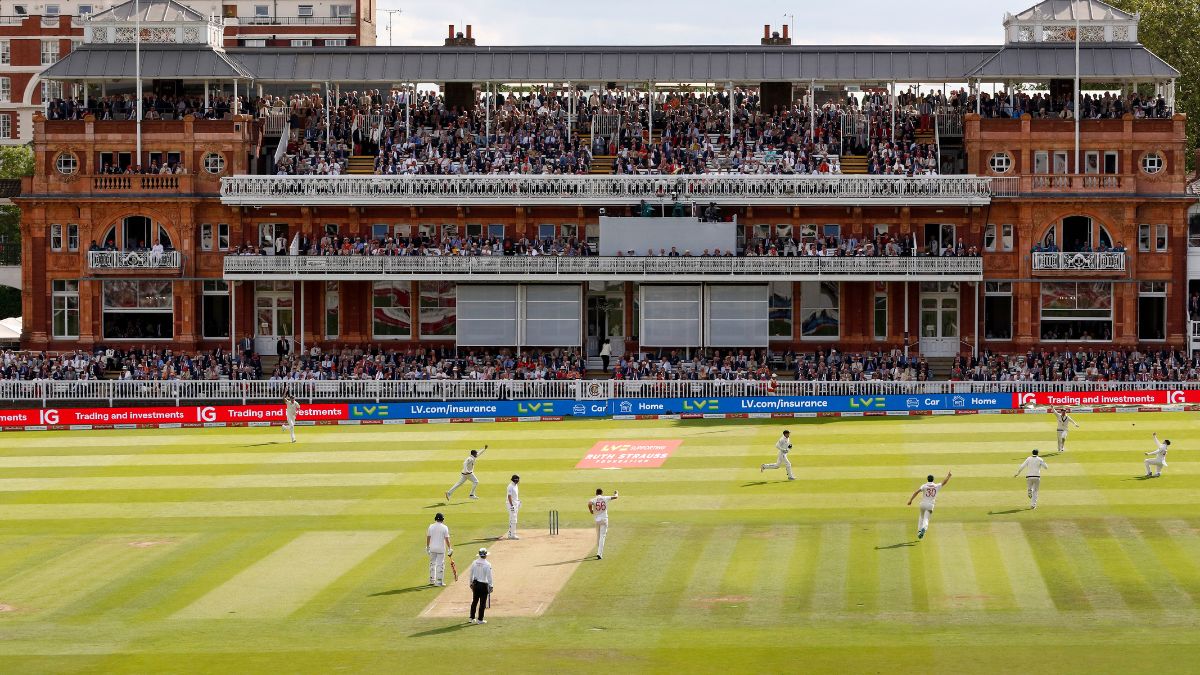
[487,589,492,608]
[449,556,458,581]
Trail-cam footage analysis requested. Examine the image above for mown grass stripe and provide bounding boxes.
[1135,520,1200,605]
[963,522,1017,612]
[780,524,822,616]
[846,525,879,612]
[933,522,983,613]
[295,530,429,621]
[714,525,768,622]
[989,522,1055,612]
[675,525,742,619]
[745,524,800,623]
[1049,521,1128,612]
[173,531,395,619]
[875,522,914,614]
[1106,519,1192,610]
[605,524,694,619]
[809,523,850,613]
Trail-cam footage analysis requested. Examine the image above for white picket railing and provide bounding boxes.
[1032,252,1126,271]
[223,255,984,279]
[88,250,182,269]
[219,174,995,206]
[0,378,1193,404]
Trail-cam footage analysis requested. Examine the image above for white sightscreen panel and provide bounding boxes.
[640,285,701,347]
[524,284,581,346]
[599,216,736,256]
[456,285,517,346]
[707,284,768,347]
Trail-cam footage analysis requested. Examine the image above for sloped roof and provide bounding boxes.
[967,44,1178,79]
[88,0,206,23]
[42,45,252,79]
[1011,0,1136,22]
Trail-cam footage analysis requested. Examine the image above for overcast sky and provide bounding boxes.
[373,0,1018,47]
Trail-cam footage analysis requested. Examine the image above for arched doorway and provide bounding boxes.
[99,216,174,252]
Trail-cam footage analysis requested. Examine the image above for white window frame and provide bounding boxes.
[0,41,10,67]
[983,223,997,252]
[55,152,77,175]
[1053,151,1068,174]
[332,4,352,17]
[78,5,93,17]
[67,224,78,252]
[324,39,347,47]
[203,153,226,174]
[200,223,213,251]
[297,4,314,17]
[1103,151,1119,174]
[1138,224,1151,252]
[0,77,9,104]
[202,280,231,340]
[988,151,1013,174]
[1155,224,1168,252]
[50,224,63,251]
[52,279,80,339]
[1000,224,1013,251]
[0,114,10,140]
[41,39,59,66]
[1033,150,1049,174]
[290,39,314,47]
[1084,150,1099,175]
[217,223,230,251]
[1141,152,1164,175]
[243,39,267,47]
[984,282,1013,341]
[254,5,270,17]
[1137,281,1167,342]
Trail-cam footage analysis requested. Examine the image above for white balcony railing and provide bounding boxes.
[1032,251,1126,272]
[88,250,182,270]
[0,378,1196,404]
[220,174,995,206]
[223,255,984,280]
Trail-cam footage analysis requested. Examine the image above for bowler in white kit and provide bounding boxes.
[282,395,300,443]
[1014,449,1048,509]
[760,430,796,480]
[907,471,951,540]
[445,445,488,501]
[1144,433,1170,477]
[1054,407,1079,453]
[588,488,619,559]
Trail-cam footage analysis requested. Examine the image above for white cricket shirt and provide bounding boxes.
[918,481,942,509]
[507,481,519,508]
[589,495,615,522]
[1016,456,1048,477]
[426,522,450,553]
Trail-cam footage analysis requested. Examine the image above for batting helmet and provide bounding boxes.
[478,547,488,557]
[434,512,444,522]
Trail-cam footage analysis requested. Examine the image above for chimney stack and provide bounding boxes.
[445,24,477,47]
[761,24,791,46]
[448,24,454,39]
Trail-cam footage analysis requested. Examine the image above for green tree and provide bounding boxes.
[0,144,34,179]
[1109,0,1200,170]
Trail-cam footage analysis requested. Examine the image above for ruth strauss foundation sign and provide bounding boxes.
[576,440,683,468]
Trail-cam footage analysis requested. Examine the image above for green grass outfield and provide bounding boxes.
[0,412,1198,674]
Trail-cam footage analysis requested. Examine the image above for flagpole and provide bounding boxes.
[1073,13,1080,174]
[135,0,142,167]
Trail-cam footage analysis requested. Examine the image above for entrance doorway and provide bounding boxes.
[919,281,959,357]
[586,282,624,358]
[923,223,956,255]
[254,280,294,356]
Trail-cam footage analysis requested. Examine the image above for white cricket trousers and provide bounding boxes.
[284,417,297,442]
[762,454,794,479]
[447,472,478,497]
[428,550,445,584]
[1145,459,1165,476]
[595,520,608,556]
[918,505,933,532]
[508,506,519,537]
[1026,476,1041,507]
[1057,430,1067,452]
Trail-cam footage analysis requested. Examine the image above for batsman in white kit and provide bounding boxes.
[760,430,796,480]
[1054,407,1079,453]
[588,488,619,560]
[505,475,521,539]
[445,445,488,501]
[1144,433,1171,477]
[1014,449,1048,509]
[426,512,451,586]
[907,471,951,540]
[282,394,300,443]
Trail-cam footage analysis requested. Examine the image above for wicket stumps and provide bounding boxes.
[549,509,559,535]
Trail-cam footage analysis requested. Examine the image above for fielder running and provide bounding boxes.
[445,445,488,501]
[907,471,951,540]
[426,512,452,587]
[282,394,300,443]
[760,430,796,480]
[1144,433,1171,478]
[588,488,619,560]
[506,474,521,540]
[1014,449,1048,509]
[1054,407,1079,453]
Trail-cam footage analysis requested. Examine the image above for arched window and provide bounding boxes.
[98,217,175,252]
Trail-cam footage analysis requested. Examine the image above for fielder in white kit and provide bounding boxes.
[588,488,619,560]
[760,430,796,480]
[1014,449,1048,509]
[907,471,951,540]
[506,475,521,539]
[282,394,300,443]
[426,512,452,586]
[1054,407,1079,453]
[1144,433,1171,477]
[445,444,488,501]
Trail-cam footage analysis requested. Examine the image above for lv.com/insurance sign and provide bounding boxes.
[607,394,1014,416]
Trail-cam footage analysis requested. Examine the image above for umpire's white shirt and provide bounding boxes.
[426,522,450,553]
[469,558,494,585]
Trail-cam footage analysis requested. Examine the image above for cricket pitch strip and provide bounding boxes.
[419,529,595,618]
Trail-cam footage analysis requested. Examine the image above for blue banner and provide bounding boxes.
[347,400,608,420]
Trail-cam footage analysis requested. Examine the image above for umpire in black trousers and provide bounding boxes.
[467,547,494,624]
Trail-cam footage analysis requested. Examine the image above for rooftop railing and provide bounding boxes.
[222,254,984,280]
[0,378,1194,404]
[219,174,995,206]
